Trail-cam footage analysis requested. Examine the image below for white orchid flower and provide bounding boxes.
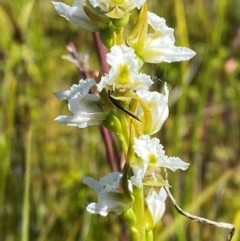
[97,45,153,92]
[131,135,189,186]
[52,0,98,31]
[55,78,106,128]
[83,172,132,216]
[134,12,196,63]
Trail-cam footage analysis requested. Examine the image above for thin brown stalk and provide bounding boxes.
[164,169,235,241]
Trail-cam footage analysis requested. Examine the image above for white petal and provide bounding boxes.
[54,78,96,100]
[52,1,98,31]
[164,157,190,171]
[83,176,102,192]
[132,0,147,9]
[58,100,105,126]
[86,202,109,216]
[107,45,139,70]
[86,200,126,216]
[54,111,105,127]
[145,46,196,63]
[134,135,160,161]
[130,165,145,187]
[98,172,123,191]
[68,94,102,113]
[148,12,175,45]
[88,0,146,11]
[83,172,123,194]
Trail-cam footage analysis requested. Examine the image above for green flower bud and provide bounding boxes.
[99,27,115,48]
[121,208,137,227]
[103,113,122,134]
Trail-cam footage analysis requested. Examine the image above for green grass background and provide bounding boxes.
[0,0,239,240]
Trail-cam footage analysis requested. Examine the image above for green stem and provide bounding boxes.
[130,227,140,241]
[21,126,32,241]
[132,185,146,241]
[146,230,153,241]
[118,111,130,148]
[116,28,125,45]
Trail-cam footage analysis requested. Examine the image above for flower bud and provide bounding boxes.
[121,208,137,227]
[99,27,115,48]
[103,113,122,134]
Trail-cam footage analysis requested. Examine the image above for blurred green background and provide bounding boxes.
[0,0,239,240]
